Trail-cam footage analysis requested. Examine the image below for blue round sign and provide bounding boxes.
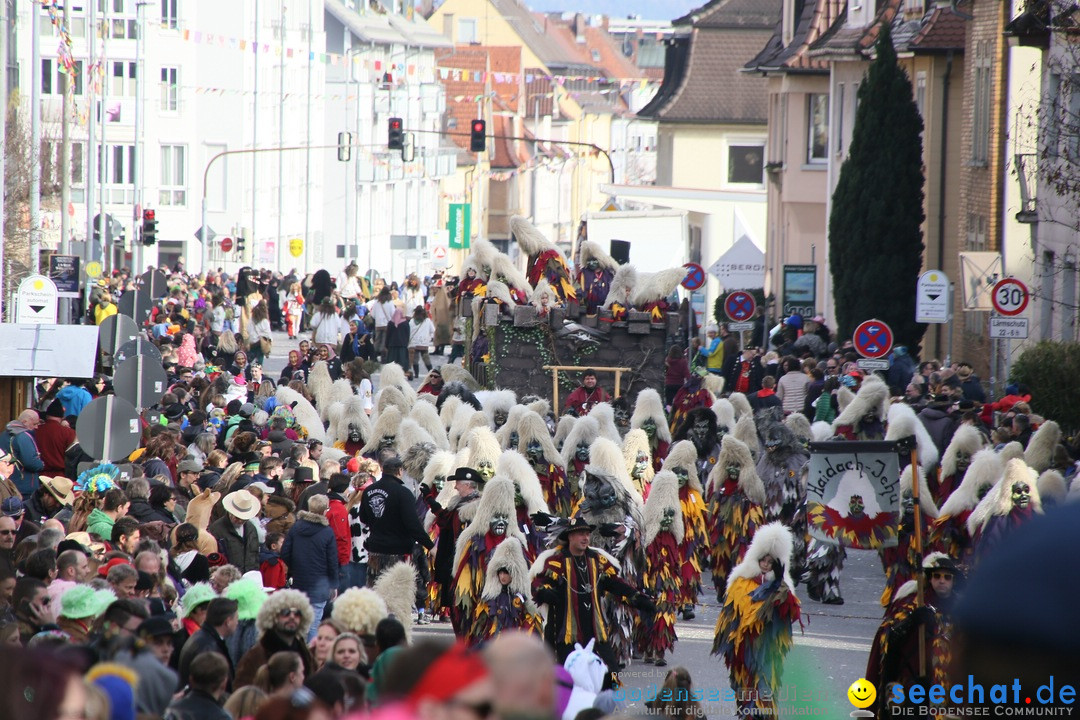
[853,319,894,359]
[682,263,706,291]
[724,291,756,322]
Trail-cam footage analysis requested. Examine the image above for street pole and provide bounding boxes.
[99,1,110,274]
[277,0,285,271]
[304,0,313,274]
[0,0,7,320]
[86,2,97,271]
[252,1,260,258]
[30,1,42,274]
[133,1,147,275]
[60,0,73,323]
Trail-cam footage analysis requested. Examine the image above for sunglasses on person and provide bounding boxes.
[278,607,303,618]
[0,530,16,536]
[930,571,953,580]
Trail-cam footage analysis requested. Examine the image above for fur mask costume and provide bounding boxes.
[451,410,491,453]
[941,424,986,481]
[463,427,503,483]
[554,415,577,452]
[754,414,809,524]
[967,459,1043,535]
[481,535,537,601]
[306,361,335,416]
[885,403,940,470]
[561,417,601,472]
[578,465,646,564]
[379,363,417,409]
[396,418,437,460]
[630,267,685,308]
[601,264,637,311]
[674,408,721,470]
[622,429,655,495]
[439,363,481,392]
[361,406,402,456]
[588,437,643,504]
[708,435,767,505]
[588,403,622,445]
[495,449,550,515]
[643,470,685,546]
[275,385,326,444]
[630,389,671,443]
[477,389,518,430]
[495,405,529,450]
[437,382,482,415]
[327,378,357,421]
[410,400,450,450]
[453,478,527,595]
[661,440,704,495]
[724,521,796,594]
[375,386,409,420]
[518,411,563,468]
[728,393,753,421]
[1024,420,1060,474]
[1037,469,1067,508]
[832,376,889,439]
[733,415,759,461]
[328,396,373,449]
[784,413,812,445]
[489,253,534,300]
[510,215,577,303]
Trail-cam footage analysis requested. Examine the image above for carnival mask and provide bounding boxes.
[379,434,396,450]
[494,411,509,428]
[689,418,711,445]
[489,512,510,536]
[976,483,993,501]
[642,419,657,439]
[613,407,630,429]
[660,507,676,532]
[631,452,649,480]
[347,425,363,444]
[849,494,865,516]
[586,259,600,271]
[478,461,495,482]
[433,475,446,492]
[583,476,618,511]
[673,467,690,488]
[955,451,971,476]
[726,464,740,482]
[1011,481,1031,509]
[507,431,519,450]
[575,442,590,462]
[901,489,915,515]
[526,440,544,463]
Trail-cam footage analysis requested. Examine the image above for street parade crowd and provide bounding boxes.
[0,216,1075,720]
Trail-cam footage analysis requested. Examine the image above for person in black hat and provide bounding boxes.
[864,552,964,716]
[421,466,484,632]
[359,455,433,587]
[532,515,655,686]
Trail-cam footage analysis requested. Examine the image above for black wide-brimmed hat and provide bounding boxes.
[449,467,484,486]
[558,515,596,541]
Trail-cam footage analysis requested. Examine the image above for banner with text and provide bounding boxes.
[448,204,471,250]
[806,441,900,549]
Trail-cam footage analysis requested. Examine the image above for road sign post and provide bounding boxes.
[16,275,59,324]
[76,396,143,462]
[853,319,894,360]
[991,278,1029,316]
[681,263,706,352]
[916,270,950,324]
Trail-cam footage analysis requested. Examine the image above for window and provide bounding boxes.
[835,83,844,156]
[41,59,52,95]
[591,49,601,62]
[727,144,765,184]
[161,0,178,29]
[1067,75,1080,160]
[1046,73,1061,158]
[160,67,179,111]
[160,144,186,206]
[458,18,478,44]
[111,61,137,97]
[41,59,84,95]
[807,93,829,162]
[972,41,992,165]
[98,142,136,203]
[915,71,927,120]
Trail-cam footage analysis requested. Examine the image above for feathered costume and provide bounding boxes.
[576,240,618,314]
[469,536,543,646]
[712,522,802,715]
[967,458,1043,563]
[453,476,528,643]
[561,417,601,496]
[638,470,684,664]
[518,411,573,518]
[490,254,533,305]
[934,424,986,507]
[830,376,889,442]
[578,465,646,669]
[420,450,459,619]
[1024,420,1060,474]
[630,389,671,473]
[495,449,551,560]
[659,440,710,610]
[755,412,810,573]
[928,448,1002,565]
[622,428,655,500]
[879,464,939,607]
[510,215,577,304]
[674,406,725,488]
[704,436,765,601]
[630,267,685,322]
[601,264,637,321]
[669,376,714,437]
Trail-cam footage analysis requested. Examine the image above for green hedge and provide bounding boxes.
[1010,341,1080,430]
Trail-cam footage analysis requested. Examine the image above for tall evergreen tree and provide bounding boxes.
[829,23,926,351]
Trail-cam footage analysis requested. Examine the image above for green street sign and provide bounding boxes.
[448,203,471,250]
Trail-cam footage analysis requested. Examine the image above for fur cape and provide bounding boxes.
[899,464,940,519]
[307,361,335,415]
[437,382,482,414]
[561,417,601,469]
[524,396,551,418]
[332,587,388,637]
[511,214,559,255]
[621,429,655,486]
[554,415,577,452]
[409,401,450,450]
[703,374,726,397]
[713,398,736,434]
[601,264,637,310]
[327,396,374,447]
[630,388,671,443]
[999,441,1025,464]
[1024,420,1060,473]
[439,363,481,392]
[643,470,684,545]
[1037,469,1067,507]
[726,521,796,594]
[588,437,643,504]
[257,589,315,636]
[939,447,1004,517]
[708,434,767,505]
[454,477,527,570]
[733,415,759,460]
[588,403,622,444]
[885,403,940,469]
[728,393,753,421]
[276,385,326,444]
[517,411,562,467]
[785,413,812,443]
[490,254,534,298]
[630,267,684,307]
[361,406,403,455]
[967,459,1043,534]
[832,376,889,429]
[453,411,492,453]
[941,424,986,479]
[810,420,834,442]
[495,405,529,449]
[421,450,459,490]
[374,562,418,641]
[579,239,619,271]
[495,450,550,514]
[661,440,704,495]
[481,536,534,601]
[379,363,417,408]
[464,426,502,472]
[478,389,518,428]
[836,386,855,414]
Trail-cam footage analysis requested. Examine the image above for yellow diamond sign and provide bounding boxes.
[289,238,304,258]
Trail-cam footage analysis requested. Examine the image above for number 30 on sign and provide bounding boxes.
[991,278,1028,316]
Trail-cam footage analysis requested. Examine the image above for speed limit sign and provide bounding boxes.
[991,277,1029,316]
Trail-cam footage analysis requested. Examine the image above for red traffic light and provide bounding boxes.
[472,120,484,133]
[389,118,402,130]
[470,119,486,152]
[143,209,155,221]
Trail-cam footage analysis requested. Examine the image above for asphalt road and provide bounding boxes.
[265,329,886,717]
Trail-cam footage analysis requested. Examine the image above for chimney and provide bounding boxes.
[443,13,455,43]
[574,13,586,43]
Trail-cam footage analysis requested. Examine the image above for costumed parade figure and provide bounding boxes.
[1023,419,1061,474]
[674,406,725,487]
[518,411,573,518]
[967,458,1043,563]
[928,448,1002,565]
[420,450,458,620]
[669,376,714,437]
[561,417,601,495]
[601,264,637,321]
[510,215,577,304]
[453,476,527,643]
[704,435,765,603]
[630,267,685,321]
[531,516,656,684]
[755,411,810,572]
[622,428,655,500]
[712,522,802,716]
[495,449,550,560]
[360,406,402,460]
[463,426,501,483]
[422,467,483,634]
[638,470,684,666]
[630,389,671,473]
[659,440,710,618]
[577,465,647,671]
[479,389,517,431]
[469,536,543,646]
[879,464,939,608]
[831,375,889,442]
[934,424,986,507]
[576,240,618,314]
[865,553,962,718]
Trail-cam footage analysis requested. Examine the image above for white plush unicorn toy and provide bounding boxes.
[561,638,608,720]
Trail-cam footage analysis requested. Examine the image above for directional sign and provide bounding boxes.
[724,291,756,322]
[114,354,169,410]
[727,321,755,332]
[139,269,169,298]
[98,313,140,360]
[857,358,891,372]
[916,270,949,324]
[220,237,234,253]
[86,261,103,279]
[16,275,59,325]
[991,277,1029,317]
[195,225,217,243]
[853,319,894,359]
[118,288,153,325]
[76,395,143,462]
[114,338,163,367]
[681,263,706,291]
[990,316,1030,339]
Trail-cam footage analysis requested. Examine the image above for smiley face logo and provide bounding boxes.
[847,679,876,709]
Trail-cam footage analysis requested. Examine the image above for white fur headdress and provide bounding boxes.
[643,470,684,545]
[621,429,654,486]
[579,240,619,271]
[531,279,556,308]
[885,402,939,469]
[373,562,418,641]
[307,361,335,415]
[703,374,726,397]
[396,418,437,460]
[660,439,702,494]
[490,254,533,297]
[332,587,388,637]
[361,406,402,455]
[495,405,529,450]
[588,403,622,444]
[728,393,753,421]
[495,449,549,514]
[836,385,855,414]
[375,386,409,419]
[833,376,889,428]
[440,395,464,430]
[967,458,1043,534]
[525,397,551,418]
[733,414,759,460]
[1037,469,1067,507]
[630,389,671,443]
[326,378,356,422]
[708,434,766,505]
[1024,420,1060,473]
[726,522,796,594]
[941,424,986,479]
[478,389,518,428]
[439,363,481,392]
[588,437,643,503]
[999,441,1025,464]
[939,447,1004,517]
[454,477,526,570]
[409,400,450,450]
[328,395,373,447]
[510,214,559,255]
[452,410,491,453]
[785,413,812,443]
[481,536,534,601]
[378,363,417,409]
[560,417,600,469]
[554,415,577,451]
[602,265,637,310]
[517,411,562,467]
[631,267,684,307]
[899,463,940,519]
[276,386,326,444]
[464,426,502,471]
[421,450,459,490]
[464,238,499,278]
[713,398,736,433]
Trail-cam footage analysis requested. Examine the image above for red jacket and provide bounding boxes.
[563,385,610,416]
[327,494,351,566]
[34,419,76,476]
[260,556,288,590]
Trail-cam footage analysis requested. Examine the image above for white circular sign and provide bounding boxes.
[991,278,1029,317]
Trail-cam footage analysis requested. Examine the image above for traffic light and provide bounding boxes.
[470,119,486,152]
[237,233,246,256]
[388,117,404,151]
[337,131,352,162]
[141,209,157,246]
